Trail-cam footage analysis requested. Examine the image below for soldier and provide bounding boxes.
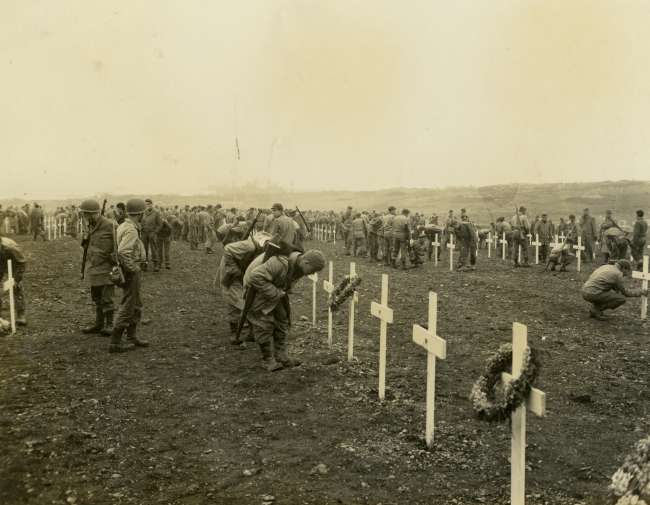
[382,206,396,267]
[565,214,580,246]
[218,232,271,345]
[68,205,79,239]
[533,213,554,262]
[243,249,325,371]
[268,203,296,253]
[110,198,149,353]
[510,206,531,267]
[29,203,47,241]
[351,212,367,257]
[456,214,477,271]
[600,210,622,263]
[581,259,646,320]
[546,241,574,272]
[579,208,598,264]
[341,206,354,255]
[157,216,173,269]
[141,198,162,271]
[391,209,411,270]
[631,210,647,270]
[78,199,117,336]
[0,236,27,326]
[368,211,382,261]
[442,210,458,253]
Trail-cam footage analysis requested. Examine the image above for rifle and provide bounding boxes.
[234,241,282,343]
[245,209,263,239]
[295,206,311,234]
[81,199,107,280]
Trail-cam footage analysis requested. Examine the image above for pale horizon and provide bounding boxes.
[3,1,650,197]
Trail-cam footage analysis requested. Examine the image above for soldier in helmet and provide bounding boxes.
[79,199,117,337]
[110,198,149,353]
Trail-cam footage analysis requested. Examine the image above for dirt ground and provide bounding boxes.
[1,236,649,505]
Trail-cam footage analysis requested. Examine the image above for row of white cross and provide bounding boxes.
[309,262,546,505]
[312,224,337,244]
[1,217,82,240]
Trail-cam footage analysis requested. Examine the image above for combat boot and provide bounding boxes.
[274,335,301,368]
[229,322,242,346]
[126,324,149,347]
[82,307,104,334]
[15,312,27,327]
[259,341,283,372]
[100,311,114,336]
[108,327,135,353]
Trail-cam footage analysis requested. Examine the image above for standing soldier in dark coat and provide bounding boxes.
[110,198,149,353]
[268,204,296,253]
[29,204,47,241]
[534,213,554,263]
[391,209,411,270]
[579,208,598,264]
[140,198,162,271]
[79,199,116,336]
[157,216,173,270]
[382,206,396,267]
[456,214,477,271]
[631,210,648,270]
[510,206,531,267]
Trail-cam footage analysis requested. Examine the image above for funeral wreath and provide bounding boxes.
[328,275,362,313]
[610,436,650,505]
[469,343,540,422]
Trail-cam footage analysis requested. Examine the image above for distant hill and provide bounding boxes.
[2,180,648,225]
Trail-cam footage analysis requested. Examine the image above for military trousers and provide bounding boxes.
[114,270,143,329]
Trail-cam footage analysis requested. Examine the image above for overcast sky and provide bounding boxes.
[2,1,650,198]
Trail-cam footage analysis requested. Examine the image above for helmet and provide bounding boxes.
[79,199,101,213]
[125,198,146,215]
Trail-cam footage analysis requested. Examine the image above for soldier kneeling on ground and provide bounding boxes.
[581,259,646,320]
[546,242,574,272]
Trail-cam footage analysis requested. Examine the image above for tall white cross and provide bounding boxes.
[333,226,336,245]
[632,255,650,320]
[2,260,16,334]
[531,234,541,265]
[500,232,508,261]
[573,237,585,273]
[323,261,335,347]
[559,233,566,244]
[63,218,67,236]
[308,272,318,328]
[502,323,546,505]
[447,234,456,271]
[487,232,492,259]
[47,217,52,241]
[412,292,446,449]
[370,273,393,401]
[431,233,440,267]
[518,245,522,264]
[347,262,359,362]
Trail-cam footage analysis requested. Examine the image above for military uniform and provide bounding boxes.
[632,217,648,267]
[381,212,395,266]
[82,215,117,335]
[351,216,367,257]
[141,207,162,270]
[510,211,531,267]
[391,213,411,269]
[456,218,477,270]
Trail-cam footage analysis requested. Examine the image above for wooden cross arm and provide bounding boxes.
[371,301,393,324]
[323,280,334,293]
[501,372,546,417]
[308,273,318,282]
[3,279,15,291]
[412,324,446,359]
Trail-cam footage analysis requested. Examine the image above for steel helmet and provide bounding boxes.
[79,199,101,213]
[125,198,146,215]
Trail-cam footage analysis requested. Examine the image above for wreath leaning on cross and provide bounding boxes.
[328,275,362,313]
[610,436,650,505]
[469,343,540,423]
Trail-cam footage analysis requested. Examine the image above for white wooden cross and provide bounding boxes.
[502,323,546,505]
[500,232,507,261]
[531,234,541,265]
[412,292,446,448]
[47,217,52,240]
[332,226,336,245]
[3,260,16,334]
[371,273,393,401]
[632,255,650,320]
[559,233,566,244]
[308,272,318,328]
[447,234,455,271]
[347,262,359,362]
[487,232,492,259]
[63,218,67,236]
[432,233,440,267]
[573,237,585,273]
[518,245,522,264]
[323,261,335,347]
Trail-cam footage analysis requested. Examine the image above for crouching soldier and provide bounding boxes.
[0,236,27,326]
[243,249,325,371]
[79,199,116,336]
[110,199,149,353]
[581,259,646,320]
[218,232,272,346]
[546,242,574,272]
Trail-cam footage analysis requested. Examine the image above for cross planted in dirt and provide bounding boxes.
[370,273,393,401]
[632,255,650,320]
[323,261,335,347]
[2,259,16,334]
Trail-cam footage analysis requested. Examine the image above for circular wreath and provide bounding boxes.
[328,275,362,313]
[610,436,650,505]
[469,343,540,423]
